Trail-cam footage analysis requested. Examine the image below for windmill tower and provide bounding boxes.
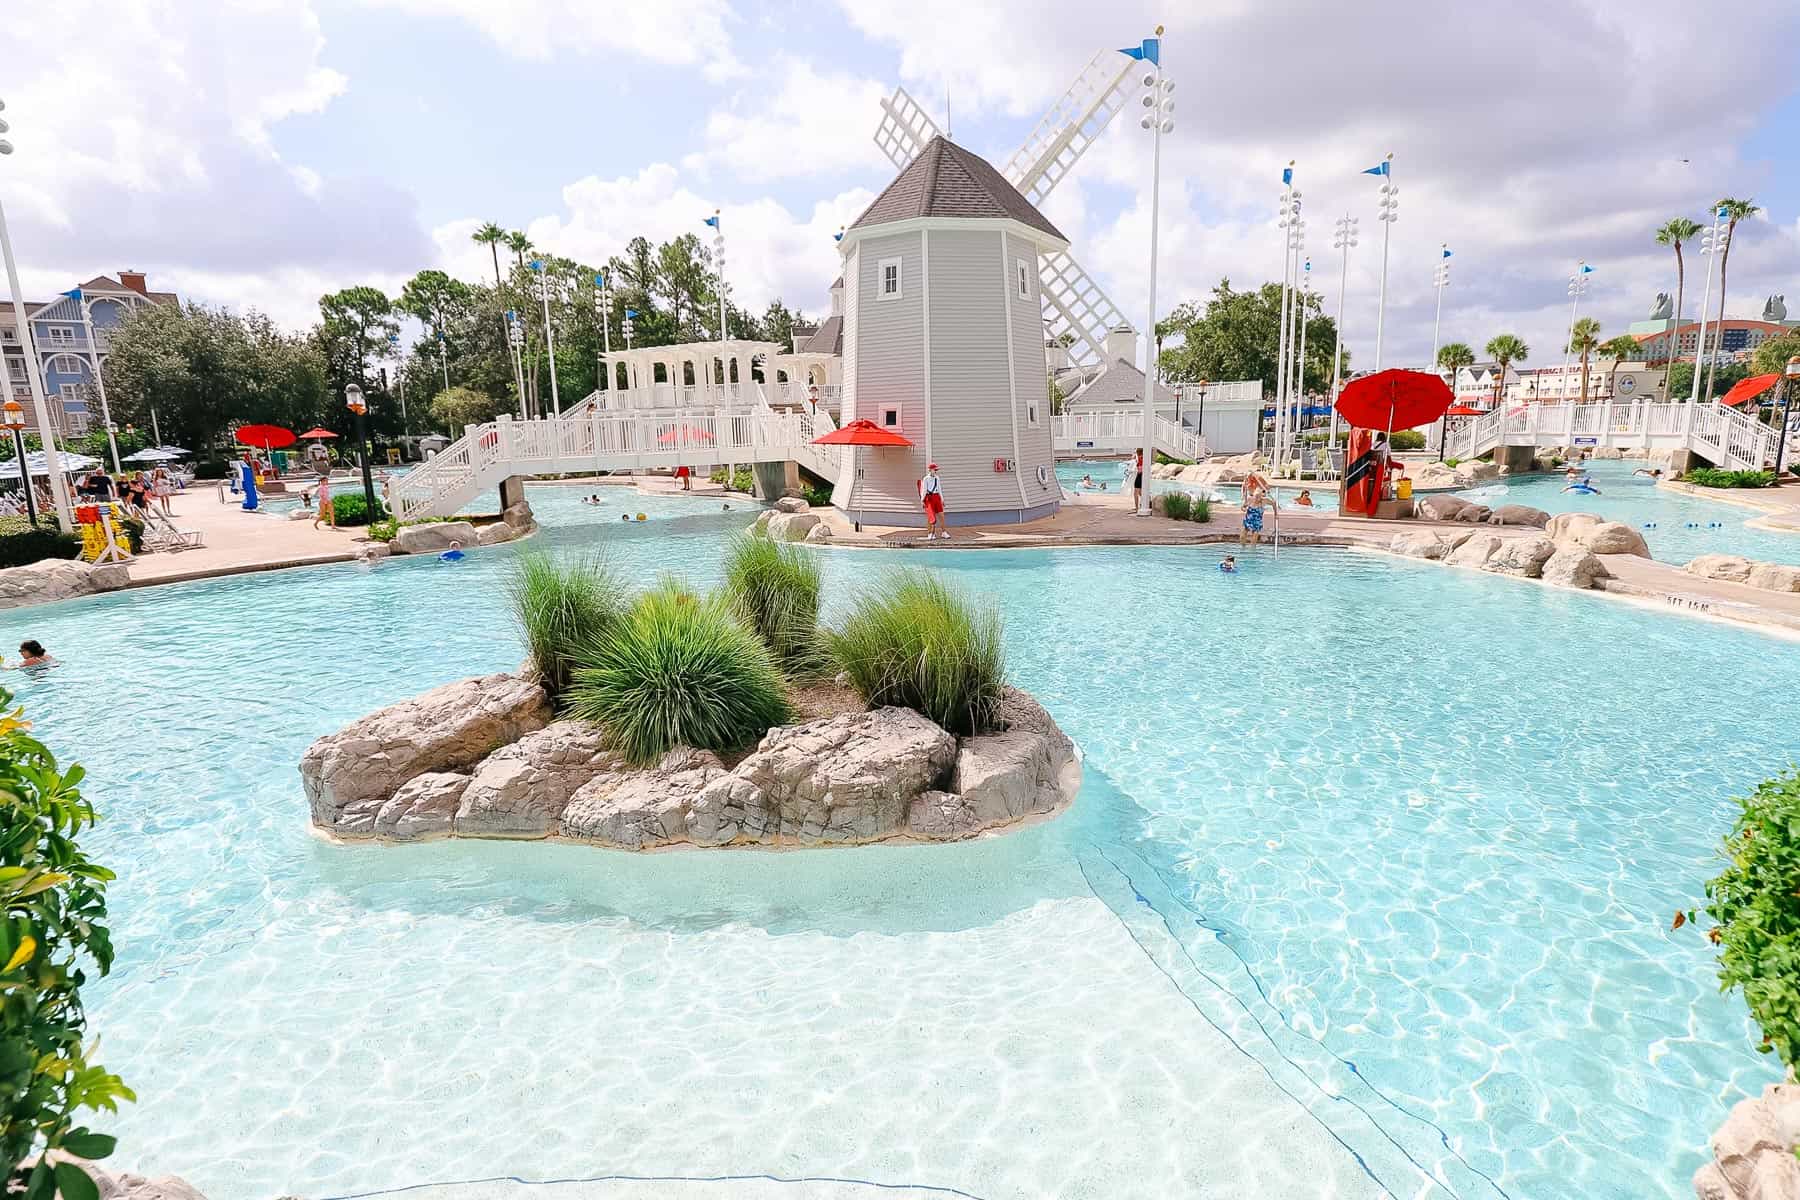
[833,49,1146,527]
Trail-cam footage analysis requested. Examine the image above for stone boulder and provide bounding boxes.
[1747,563,1800,593]
[1452,460,1499,485]
[1482,535,1556,578]
[300,673,550,829]
[502,501,537,534]
[1693,1082,1800,1200]
[773,496,811,514]
[455,720,622,838]
[1389,530,1450,560]
[0,558,130,611]
[1594,445,1624,460]
[561,747,728,848]
[1445,533,1503,568]
[751,510,776,536]
[355,542,391,563]
[1541,548,1608,590]
[729,707,958,842]
[1410,462,1459,491]
[393,520,480,555]
[766,511,821,542]
[1417,495,1476,522]
[1451,503,1493,524]
[476,521,518,546]
[1686,554,1754,584]
[804,523,834,543]
[63,1165,212,1200]
[1486,504,1550,528]
[1547,512,1651,557]
[336,771,469,841]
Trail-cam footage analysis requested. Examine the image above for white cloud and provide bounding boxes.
[693,57,891,183]
[364,0,744,79]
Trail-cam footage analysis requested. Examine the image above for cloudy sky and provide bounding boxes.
[4,0,1799,373]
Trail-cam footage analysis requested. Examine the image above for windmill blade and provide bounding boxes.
[1002,49,1136,207]
[1040,251,1133,369]
[873,86,944,172]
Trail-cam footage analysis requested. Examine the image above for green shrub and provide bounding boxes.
[328,491,387,527]
[1153,451,1194,466]
[708,467,755,494]
[0,519,81,569]
[722,534,822,673]
[801,482,834,509]
[1388,430,1426,451]
[0,688,135,1195]
[568,583,792,765]
[824,568,1006,737]
[367,518,398,543]
[1702,769,1800,1067]
[192,458,231,480]
[1445,457,1462,468]
[505,551,625,701]
[1189,496,1212,523]
[1161,492,1192,520]
[1685,467,1775,489]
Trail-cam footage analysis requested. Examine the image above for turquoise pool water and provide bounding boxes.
[2,486,1790,1200]
[1457,460,1799,566]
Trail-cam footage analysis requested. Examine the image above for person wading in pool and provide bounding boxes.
[1239,469,1274,546]
[920,462,948,542]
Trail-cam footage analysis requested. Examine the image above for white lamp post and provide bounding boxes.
[531,258,562,416]
[69,292,121,472]
[594,273,612,401]
[1430,245,1451,374]
[1328,214,1357,448]
[709,211,735,479]
[1689,207,1728,404]
[1776,355,1800,476]
[1372,155,1397,370]
[1559,261,1592,404]
[505,311,526,419]
[1275,175,1301,467]
[622,308,637,350]
[1135,28,1171,515]
[0,101,72,530]
[1293,257,1311,470]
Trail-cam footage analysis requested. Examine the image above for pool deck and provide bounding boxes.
[122,488,370,587]
[1657,476,1800,534]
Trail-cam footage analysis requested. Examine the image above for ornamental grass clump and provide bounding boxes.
[1189,496,1212,523]
[1698,768,1800,1067]
[1161,491,1193,521]
[506,551,625,702]
[567,582,792,765]
[721,534,823,674]
[824,568,1006,737]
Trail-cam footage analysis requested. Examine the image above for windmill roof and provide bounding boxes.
[799,314,842,356]
[849,136,1065,241]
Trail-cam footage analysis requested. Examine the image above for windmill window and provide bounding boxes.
[1016,259,1030,299]
[878,258,902,300]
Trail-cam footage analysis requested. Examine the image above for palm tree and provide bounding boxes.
[1598,334,1640,400]
[1567,317,1602,403]
[1434,342,1476,458]
[1654,217,1702,365]
[1706,198,1760,401]
[505,230,533,271]
[472,222,506,287]
[1484,334,1529,407]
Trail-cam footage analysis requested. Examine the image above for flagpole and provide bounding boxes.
[1274,164,1297,469]
[1295,259,1310,465]
[1329,214,1356,454]
[1560,261,1589,405]
[1135,29,1170,516]
[709,211,735,484]
[1373,154,1396,371]
[1689,208,1725,405]
[0,194,72,530]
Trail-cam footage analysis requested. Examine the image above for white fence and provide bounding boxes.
[1054,411,1207,461]
[1453,400,1773,472]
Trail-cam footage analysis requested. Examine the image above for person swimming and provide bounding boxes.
[6,639,55,669]
[1632,467,1663,479]
[1218,555,1237,573]
[439,540,466,562]
[1293,489,1314,508]
[1562,476,1602,495]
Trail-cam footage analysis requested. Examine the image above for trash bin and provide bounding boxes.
[1396,477,1414,500]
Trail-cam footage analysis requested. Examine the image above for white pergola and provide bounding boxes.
[601,339,780,396]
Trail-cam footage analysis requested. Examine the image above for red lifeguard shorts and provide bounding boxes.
[923,493,944,517]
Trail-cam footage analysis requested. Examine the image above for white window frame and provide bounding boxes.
[1027,399,1040,427]
[47,325,75,344]
[878,403,903,430]
[0,328,15,342]
[1016,258,1031,300]
[878,257,902,300]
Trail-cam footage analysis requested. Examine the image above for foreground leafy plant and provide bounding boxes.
[568,583,792,765]
[1161,492,1192,521]
[1188,496,1212,523]
[1698,768,1800,1067]
[824,568,1006,737]
[0,689,134,1197]
[721,534,823,674]
[1685,468,1775,489]
[506,551,625,702]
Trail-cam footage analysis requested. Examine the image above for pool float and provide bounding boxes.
[1342,429,1381,516]
[1566,484,1600,495]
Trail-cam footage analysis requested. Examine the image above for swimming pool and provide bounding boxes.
[1457,460,1798,566]
[4,497,1788,1200]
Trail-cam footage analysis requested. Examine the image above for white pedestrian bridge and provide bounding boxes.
[1449,398,1776,471]
[391,391,1209,520]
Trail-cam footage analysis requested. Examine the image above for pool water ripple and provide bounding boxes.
[0,485,1791,1199]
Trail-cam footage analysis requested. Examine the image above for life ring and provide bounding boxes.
[1036,464,1050,487]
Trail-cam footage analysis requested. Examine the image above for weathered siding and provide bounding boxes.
[841,231,929,518]
[1005,229,1058,512]
[833,243,860,510]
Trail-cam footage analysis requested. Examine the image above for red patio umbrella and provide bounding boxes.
[1444,404,1487,417]
[1335,369,1455,434]
[234,424,296,452]
[811,419,916,530]
[297,427,339,440]
[1720,373,1780,408]
[657,424,716,443]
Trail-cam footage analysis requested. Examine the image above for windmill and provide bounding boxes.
[872,49,1141,371]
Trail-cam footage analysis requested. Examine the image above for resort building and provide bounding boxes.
[0,270,178,435]
[1505,362,1669,404]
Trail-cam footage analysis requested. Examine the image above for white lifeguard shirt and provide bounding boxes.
[920,473,941,498]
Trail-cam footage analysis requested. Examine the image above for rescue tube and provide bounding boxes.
[1342,428,1380,516]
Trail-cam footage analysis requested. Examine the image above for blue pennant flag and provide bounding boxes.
[529,258,543,272]
[1580,263,1595,274]
[1304,259,1312,271]
[833,230,844,242]
[1442,247,1453,259]
[703,215,719,228]
[1362,160,1390,176]
[593,273,605,287]
[624,308,639,319]
[1282,166,1293,186]
[60,287,81,300]
[505,309,517,321]
[1120,37,1160,66]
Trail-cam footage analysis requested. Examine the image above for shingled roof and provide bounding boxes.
[849,136,1066,242]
